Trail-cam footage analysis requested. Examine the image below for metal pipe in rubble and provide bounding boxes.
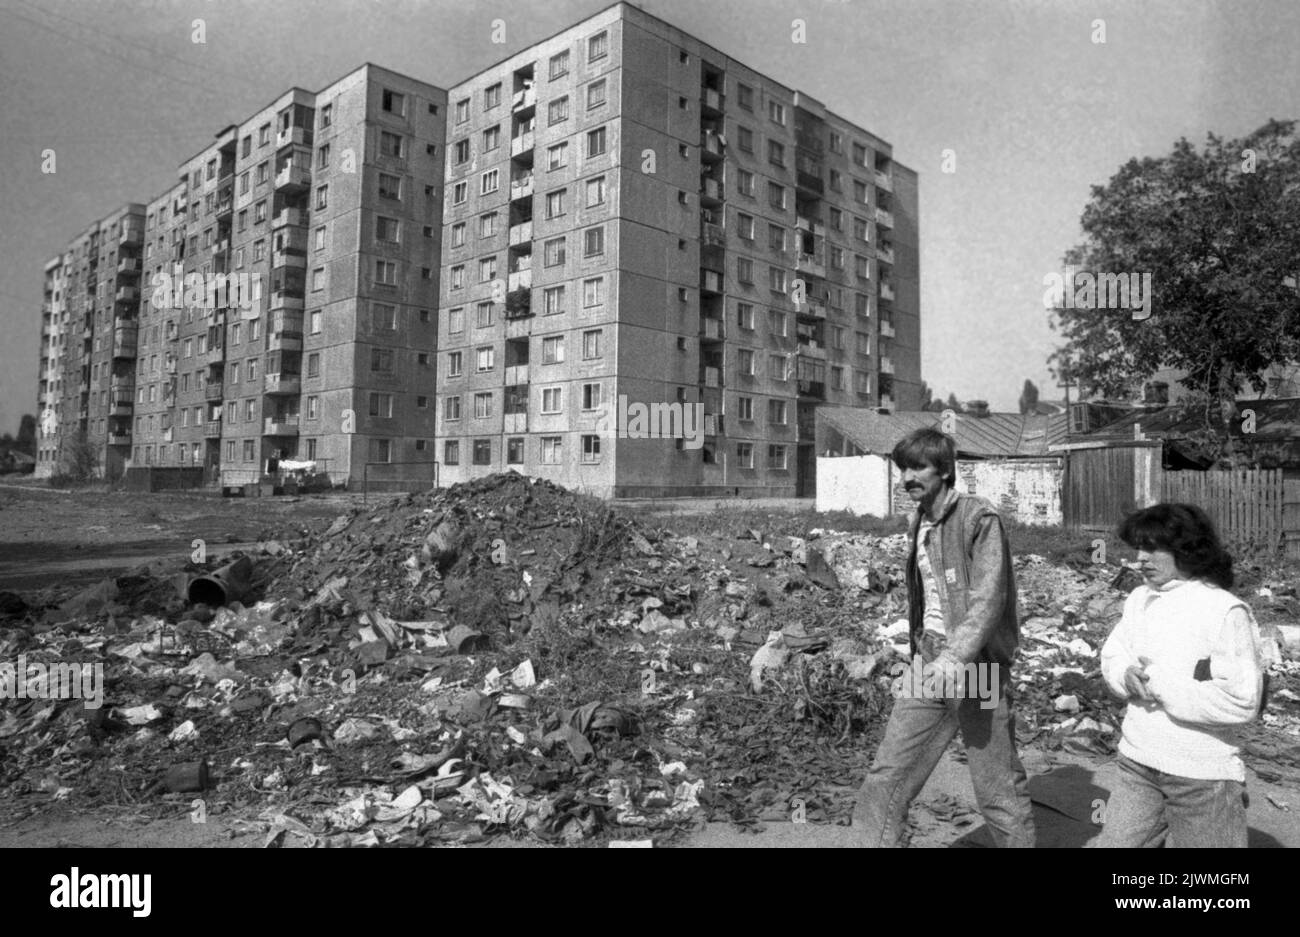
[187,555,254,607]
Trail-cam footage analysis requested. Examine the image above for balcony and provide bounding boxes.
[263,373,301,395]
[205,345,225,364]
[796,171,825,195]
[703,413,723,437]
[510,175,534,200]
[701,221,725,249]
[876,244,895,265]
[119,227,143,244]
[879,394,895,410]
[700,268,723,295]
[272,207,306,229]
[272,249,307,269]
[701,366,720,387]
[274,164,311,191]
[797,417,817,443]
[797,341,827,360]
[164,356,177,374]
[797,253,826,278]
[267,330,303,353]
[880,356,895,375]
[276,126,312,149]
[701,88,724,115]
[213,238,229,258]
[509,220,533,246]
[511,86,537,113]
[109,397,133,417]
[205,382,223,401]
[203,420,222,438]
[107,432,131,446]
[700,317,723,341]
[874,169,893,193]
[162,427,174,443]
[508,269,533,292]
[115,286,139,303]
[875,207,894,228]
[796,216,825,237]
[798,297,827,319]
[111,331,137,359]
[510,132,535,158]
[264,416,300,436]
[700,178,722,205]
[269,291,305,312]
[505,365,529,385]
[116,257,141,275]
[880,319,896,338]
[700,131,724,162]
[215,195,233,217]
[880,282,896,303]
[797,379,826,399]
[504,413,528,434]
[110,376,133,392]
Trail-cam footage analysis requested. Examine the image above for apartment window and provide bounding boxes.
[544,286,565,315]
[371,348,394,372]
[230,362,241,384]
[239,171,250,195]
[477,125,500,153]
[583,277,604,308]
[317,143,330,169]
[737,302,755,330]
[306,353,320,378]
[830,246,844,269]
[382,89,405,115]
[588,31,608,61]
[546,189,566,219]
[241,135,252,157]
[478,256,497,282]
[730,348,752,377]
[454,139,470,165]
[855,255,870,280]
[444,440,460,465]
[309,310,322,334]
[737,169,755,197]
[829,169,842,192]
[587,78,607,109]
[476,302,493,328]
[547,142,568,171]
[738,396,754,421]
[253,239,266,262]
[582,329,601,358]
[473,392,493,419]
[479,212,498,238]
[309,265,327,290]
[484,83,502,110]
[469,439,490,464]
[380,131,403,158]
[736,213,755,241]
[240,440,254,463]
[306,395,319,419]
[586,175,606,207]
[549,50,570,80]
[254,200,267,224]
[444,396,462,421]
[768,140,785,167]
[500,437,521,464]
[581,434,600,463]
[540,436,561,464]
[545,98,569,133]
[476,346,495,371]
[319,104,332,128]
[452,181,467,204]
[768,100,786,125]
[451,223,466,247]
[448,307,464,333]
[583,226,604,257]
[769,310,788,337]
[831,366,845,390]
[542,335,565,364]
[541,387,562,414]
[581,382,601,409]
[854,179,870,204]
[454,98,470,123]
[768,353,790,381]
[856,331,871,355]
[769,267,788,293]
[768,400,787,425]
[244,400,255,421]
[315,185,328,210]
[829,207,844,232]
[376,216,400,243]
[447,351,463,376]
[832,325,846,349]
[768,182,786,211]
[737,257,754,283]
[231,322,242,345]
[480,168,499,195]
[852,142,869,166]
[853,216,869,241]
[372,303,397,330]
[768,224,785,252]
[369,439,392,464]
[737,83,753,111]
[586,127,607,158]
[369,393,393,418]
[378,172,401,200]
[450,265,464,289]
[256,162,269,185]
[543,237,566,267]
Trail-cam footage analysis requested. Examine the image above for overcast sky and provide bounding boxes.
[2,0,1298,437]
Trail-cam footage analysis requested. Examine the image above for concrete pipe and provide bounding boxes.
[187,556,254,607]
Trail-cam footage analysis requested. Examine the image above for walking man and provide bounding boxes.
[853,427,1035,847]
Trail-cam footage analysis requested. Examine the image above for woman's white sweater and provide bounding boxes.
[1099,578,1264,782]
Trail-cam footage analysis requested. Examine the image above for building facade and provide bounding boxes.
[435,3,919,497]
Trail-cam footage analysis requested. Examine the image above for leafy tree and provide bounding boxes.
[918,380,934,411]
[945,392,965,414]
[1048,119,1300,465]
[15,415,35,456]
[1018,379,1040,415]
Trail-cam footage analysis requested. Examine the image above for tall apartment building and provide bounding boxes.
[34,205,145,478]
[435,2,919,497]
[130,65,447,486]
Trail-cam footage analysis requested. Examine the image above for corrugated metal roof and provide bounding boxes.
[1086,397,1300,441]
[817,408,1069,458]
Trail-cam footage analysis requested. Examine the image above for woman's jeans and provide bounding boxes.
[1094,754,1248,848]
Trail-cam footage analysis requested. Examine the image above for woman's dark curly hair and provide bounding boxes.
[1117,502,1234,589]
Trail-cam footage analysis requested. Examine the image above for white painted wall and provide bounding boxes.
[816,454,894,517]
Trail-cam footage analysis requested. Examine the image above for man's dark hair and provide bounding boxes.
[891,427,957,483]
[1117,502,1234,589]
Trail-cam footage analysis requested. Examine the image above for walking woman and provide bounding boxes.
[1097,503,1269,847]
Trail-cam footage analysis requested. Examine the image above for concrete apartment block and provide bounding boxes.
[435,2,919,497]
[34,256,67,477]
[138,181,190,472]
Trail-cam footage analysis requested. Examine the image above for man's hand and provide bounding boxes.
[1123,661,1151,700]
[931,652,967,699]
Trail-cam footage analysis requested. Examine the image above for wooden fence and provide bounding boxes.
[1162,469,1300,557]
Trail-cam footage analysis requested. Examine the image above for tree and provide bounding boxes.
[945,392,965,414]
[1048,119,1300,465]
[918,380,934,411]
[1018,380,1040,415]
[15,414,35,456]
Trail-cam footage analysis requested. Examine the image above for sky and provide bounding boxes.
[2,0,1299,437]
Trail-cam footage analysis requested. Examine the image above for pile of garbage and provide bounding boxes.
[1,472,1297,846]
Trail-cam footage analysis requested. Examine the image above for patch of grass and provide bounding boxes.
[1002,519,1129,566]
